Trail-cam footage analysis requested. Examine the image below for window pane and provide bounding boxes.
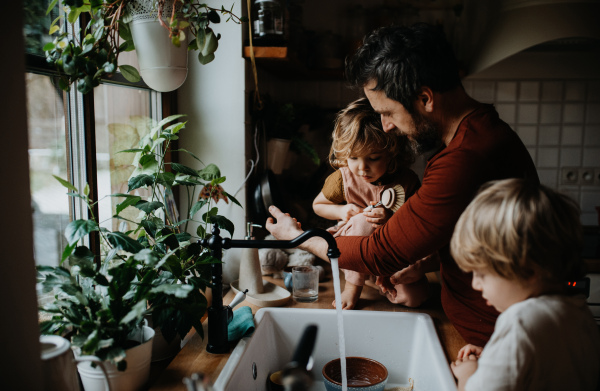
[23,0,57,57]
[26,73,70,267]
[94,84,155,234]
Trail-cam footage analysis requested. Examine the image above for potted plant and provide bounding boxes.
[37,114,241,385]
[37,248,158,390]
[42,0,246,93]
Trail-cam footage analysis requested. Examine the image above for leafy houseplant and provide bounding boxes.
[37,114,241,368]
[43,0,246,93]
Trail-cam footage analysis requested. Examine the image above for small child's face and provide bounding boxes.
[471,268,536,313]
[347,152,390,184]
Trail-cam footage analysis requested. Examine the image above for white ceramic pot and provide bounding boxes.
[127,0,188,92]
[76,326,155,391]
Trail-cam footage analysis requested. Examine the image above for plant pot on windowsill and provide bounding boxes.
[76,325,155,391]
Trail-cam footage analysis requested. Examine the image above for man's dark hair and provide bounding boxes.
[345,23,462,113]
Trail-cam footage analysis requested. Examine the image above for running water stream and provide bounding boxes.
[330,258,347,391]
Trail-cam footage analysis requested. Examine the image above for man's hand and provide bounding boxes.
[266,206,330,261]
[389,264,423,285]
[265,206,303,241]
[375,276,397,300]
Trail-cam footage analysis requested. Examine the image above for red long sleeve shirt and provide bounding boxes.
[336,104,539,346]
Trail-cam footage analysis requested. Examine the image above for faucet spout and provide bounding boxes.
[227,228,341,258]
[201,226,340,354]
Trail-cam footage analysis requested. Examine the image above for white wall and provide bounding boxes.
[178,0,247,283]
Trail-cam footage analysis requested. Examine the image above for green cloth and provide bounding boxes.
[228,306,255,341]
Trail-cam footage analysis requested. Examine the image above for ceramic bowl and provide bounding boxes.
[266,370,285,391]
[322,357,388,391]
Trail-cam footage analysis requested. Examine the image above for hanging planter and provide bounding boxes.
[127,0,188,92]
[43,0,247,94]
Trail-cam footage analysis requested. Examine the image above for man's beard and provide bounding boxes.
[408,111,442,155]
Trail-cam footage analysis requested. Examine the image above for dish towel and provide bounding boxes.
[228,306,255,341]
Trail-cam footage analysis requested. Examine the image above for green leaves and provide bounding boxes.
[65,219,99,246]
[46,0,59,15]
[198,163,221,181]
[41,109,246,372]
[171,163,199,177]
[119,65,141,83]
[128,174,155,192]
[209,214,235,237]
[113,194,142,216]
[106,232,144,254]
[151,283,193,298]
[54,175,77,192]
[42,1,246,93]
[134,201,164,215]
[197,28,220,65]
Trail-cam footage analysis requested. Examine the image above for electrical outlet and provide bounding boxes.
[580,167,595,186]
[561,167,579,185]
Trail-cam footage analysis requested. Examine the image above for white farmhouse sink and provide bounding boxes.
[214,308,456,391]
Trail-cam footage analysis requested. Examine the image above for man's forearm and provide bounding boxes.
[299,236,330,262]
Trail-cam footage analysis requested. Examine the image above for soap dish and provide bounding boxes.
[230,280,290,307]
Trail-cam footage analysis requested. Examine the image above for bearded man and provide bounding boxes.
[266,23,538,346]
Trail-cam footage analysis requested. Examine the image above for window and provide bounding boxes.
[23,2,168,285]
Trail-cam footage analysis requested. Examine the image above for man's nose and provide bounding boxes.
[381,116,395,133]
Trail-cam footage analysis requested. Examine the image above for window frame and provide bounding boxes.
[24,56,178,265]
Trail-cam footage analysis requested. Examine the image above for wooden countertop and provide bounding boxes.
[149,268,464,390]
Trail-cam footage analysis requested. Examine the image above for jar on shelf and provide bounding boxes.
[252,0,285,46]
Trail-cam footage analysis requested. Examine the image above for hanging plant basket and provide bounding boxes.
[43,0,246,94]
[127,0,188,92]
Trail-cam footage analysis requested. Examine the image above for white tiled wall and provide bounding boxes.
[464,80,600,225]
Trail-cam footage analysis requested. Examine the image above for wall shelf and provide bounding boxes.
[243,46,288,58]
[243,46,343,80]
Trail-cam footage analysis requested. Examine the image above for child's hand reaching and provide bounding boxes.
[339,203,363,222]
[364,204,393,227]
[451,344,483,391]
[456,344,483,359]
[451,353,478,391]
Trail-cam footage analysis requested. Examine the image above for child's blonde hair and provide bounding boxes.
[329,98,414,172]
[451,178,584,285]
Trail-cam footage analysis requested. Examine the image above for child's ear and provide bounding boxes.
[417,87,434,113]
